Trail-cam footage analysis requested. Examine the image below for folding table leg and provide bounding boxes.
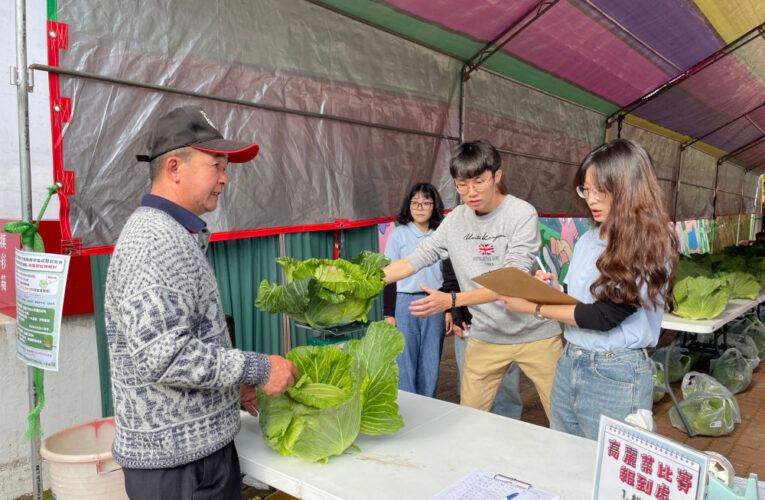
[663,334,695,437]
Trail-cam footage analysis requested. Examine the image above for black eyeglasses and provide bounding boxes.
[410,201,434,210]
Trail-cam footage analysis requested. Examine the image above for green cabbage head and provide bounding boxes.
[672,276,729,320]
[255,251,390,328]
[257,321,405,463]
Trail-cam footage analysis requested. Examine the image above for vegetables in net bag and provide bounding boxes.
[651,359,666,403]
[669,371,740,436]
[651,345,692,383]
[711,347,753,394]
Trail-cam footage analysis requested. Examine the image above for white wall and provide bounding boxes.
[0,314,102,500]
[1,0,57,221]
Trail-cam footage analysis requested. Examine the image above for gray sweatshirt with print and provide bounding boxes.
[406,195,561,344]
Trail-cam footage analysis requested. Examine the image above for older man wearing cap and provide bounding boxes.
[105,106,299,499]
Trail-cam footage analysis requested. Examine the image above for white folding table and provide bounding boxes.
[235,391,598,499]
[659,290,765,435]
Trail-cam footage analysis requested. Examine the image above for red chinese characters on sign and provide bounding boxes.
[0,228,21,318]
[608,438,695,499]
[676,470,694,494]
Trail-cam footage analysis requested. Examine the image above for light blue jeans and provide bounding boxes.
[454,334,522,419]
[550,342,653,440]
[395,293,445,397]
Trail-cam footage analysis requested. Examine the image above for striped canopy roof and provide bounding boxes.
[316,0,765,169]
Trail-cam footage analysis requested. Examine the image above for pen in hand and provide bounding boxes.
[535,256,554,288]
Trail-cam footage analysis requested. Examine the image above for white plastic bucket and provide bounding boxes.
[39,417,127,500]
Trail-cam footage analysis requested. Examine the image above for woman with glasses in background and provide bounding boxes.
[383,183,449,397]
[383,141,562,419]
[498,138,679,439]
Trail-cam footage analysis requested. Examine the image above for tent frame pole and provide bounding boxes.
[29,64,460,143]
[463,0,558,79]
[14,0,43,498]
[607,23,765,124]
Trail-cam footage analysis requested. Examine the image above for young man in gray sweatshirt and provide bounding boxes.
[383,140,562,417]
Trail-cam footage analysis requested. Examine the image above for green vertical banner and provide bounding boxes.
[15,250,70,371]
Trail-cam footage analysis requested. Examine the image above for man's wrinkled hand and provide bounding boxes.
[260,355,300,396]
[384,316,396,327]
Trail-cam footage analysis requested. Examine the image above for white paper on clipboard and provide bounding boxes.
[431,469,559,500]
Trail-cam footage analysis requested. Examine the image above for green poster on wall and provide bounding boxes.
[15,250,70,371]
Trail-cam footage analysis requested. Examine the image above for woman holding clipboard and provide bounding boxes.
[498,138,678,439]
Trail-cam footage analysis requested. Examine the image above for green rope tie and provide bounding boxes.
[3,182,62,439]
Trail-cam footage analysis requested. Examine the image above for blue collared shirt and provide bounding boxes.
[563,227,664,350]
[384,222,442,293]
[141,194,206,233]
[141,194,210,252]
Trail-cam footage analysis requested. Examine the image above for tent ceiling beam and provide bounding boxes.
[463,0,558,80]
[304,0,469,64]
[607,23,765,124]
[681,100,765,151]
[29,64,460,142]
[717,134,765,167]
[477,66,606,116]
[582,0,681,72]
[495,146,579,166]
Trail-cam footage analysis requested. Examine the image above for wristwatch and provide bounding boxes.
[533,303,545,320]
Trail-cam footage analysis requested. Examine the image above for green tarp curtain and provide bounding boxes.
[90,225,382,417]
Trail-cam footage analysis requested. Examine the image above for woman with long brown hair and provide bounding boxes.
[499,138,678,439]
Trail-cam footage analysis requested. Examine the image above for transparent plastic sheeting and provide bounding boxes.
[464,68,605,215]
[629,32,765,168]
[56,0,463,249]
[611,122,758,220]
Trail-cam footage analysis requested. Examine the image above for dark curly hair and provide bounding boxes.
[396,183,445,230]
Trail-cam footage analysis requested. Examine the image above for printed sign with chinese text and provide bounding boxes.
[593,415,708,500]
[15,249,70,370]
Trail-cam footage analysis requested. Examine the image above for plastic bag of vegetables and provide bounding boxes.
[257,321,405,463]
[740,315,765,359]
[720,333,760,371]
[651,346,692,383]
[711,347,753,394]
[669,372,740,436]
[651,359,666,403]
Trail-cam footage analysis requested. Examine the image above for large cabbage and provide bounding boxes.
[257,321,405,463]
[255,250,390,328]
[672,276,729,320]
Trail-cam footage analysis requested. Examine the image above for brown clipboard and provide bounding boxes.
[471,266,579,305]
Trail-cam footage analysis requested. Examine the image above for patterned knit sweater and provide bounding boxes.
[105,206,270,469]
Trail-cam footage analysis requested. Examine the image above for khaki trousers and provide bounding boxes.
[460,335,563,418]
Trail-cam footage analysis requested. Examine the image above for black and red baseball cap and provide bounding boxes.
[136,106,259,163]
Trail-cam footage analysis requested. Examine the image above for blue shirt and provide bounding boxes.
[563,227,664,351]
[385,222,443,293]
[141,194,206,232]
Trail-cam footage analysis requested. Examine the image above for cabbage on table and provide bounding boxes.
[257,321,405,463]
[255,250,390,328]
[672,276,729,320]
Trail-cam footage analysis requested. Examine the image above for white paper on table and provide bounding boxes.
[431,469,559,500]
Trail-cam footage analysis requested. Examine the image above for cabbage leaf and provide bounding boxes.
[257,321,405,463]
[255,251,390,328]
[672,276,729,320]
